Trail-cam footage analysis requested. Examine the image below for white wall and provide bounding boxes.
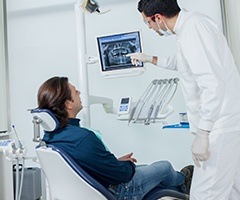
[0,0,9,132]
[7,0,222,169]
[7,0,78,166]
[222,0,240,73]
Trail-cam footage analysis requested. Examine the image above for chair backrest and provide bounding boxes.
[30,108,116,200]
[36,145,116,200]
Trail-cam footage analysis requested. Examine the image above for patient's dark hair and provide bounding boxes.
[138,0,180,18]
[37,76,72,128]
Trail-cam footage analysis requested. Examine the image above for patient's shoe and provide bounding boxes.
[180,165,194,195]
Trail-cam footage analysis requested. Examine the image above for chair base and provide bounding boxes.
[143,188,189,200]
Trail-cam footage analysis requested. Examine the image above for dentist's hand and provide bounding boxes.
[191,129,210,167]
[126,52,153,66]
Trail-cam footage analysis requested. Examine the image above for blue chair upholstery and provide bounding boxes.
[32,109,189,200]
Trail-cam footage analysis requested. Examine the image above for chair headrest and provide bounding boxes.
[31,108,60,132]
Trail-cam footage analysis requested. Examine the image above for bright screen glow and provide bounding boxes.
[96,31,144,78]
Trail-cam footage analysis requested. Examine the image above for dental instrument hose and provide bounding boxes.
[128,80,156,124]
[153,79,169,121]
[133,79,158,123]
[15,158,19,200]
[145,80,164,125]
[166,78,179,104]
[14,159,25,200]
[12,125,26,200]
[153,78,178,121]
[18,159,25,200]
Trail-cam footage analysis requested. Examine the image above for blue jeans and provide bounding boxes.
[108,160,186,200]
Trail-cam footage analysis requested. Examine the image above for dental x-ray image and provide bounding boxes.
[97,31,143,72]
[102,40,137,67]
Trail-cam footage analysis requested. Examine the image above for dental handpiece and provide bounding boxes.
[128,106,137,125]
[152,79,169,120]
[145,104,154,125]
[153,104,160,122]
[12,125,24,150]
[153,78,179,121]
[145,80,164,124]
[133,79,158,123]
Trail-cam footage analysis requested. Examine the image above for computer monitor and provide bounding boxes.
[96,31,145,78]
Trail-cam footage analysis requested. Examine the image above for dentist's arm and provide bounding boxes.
[126,52,158,66]
[126,52,177,71]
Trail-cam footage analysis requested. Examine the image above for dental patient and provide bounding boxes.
[37,76,193,200]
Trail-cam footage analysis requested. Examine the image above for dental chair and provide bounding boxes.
[31,108,189,200]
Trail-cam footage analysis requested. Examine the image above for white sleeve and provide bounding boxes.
[181,19,225,131]
[156,55,178,71]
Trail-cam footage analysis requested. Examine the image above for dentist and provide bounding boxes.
[127,0,240,199]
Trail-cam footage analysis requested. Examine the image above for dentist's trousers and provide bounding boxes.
[190,130,240,200]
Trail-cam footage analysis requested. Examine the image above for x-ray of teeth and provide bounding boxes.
[102,39,140,68]
[97,31,144,77]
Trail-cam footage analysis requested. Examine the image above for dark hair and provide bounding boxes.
[138,0,180,18]
[37,76,72,128]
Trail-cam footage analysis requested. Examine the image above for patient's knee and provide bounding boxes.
[152,160,173,173]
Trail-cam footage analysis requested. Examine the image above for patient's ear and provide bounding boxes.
[65,100,73,110]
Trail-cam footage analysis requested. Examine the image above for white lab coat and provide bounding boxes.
[156,9,240,199]
[157,9,240,134]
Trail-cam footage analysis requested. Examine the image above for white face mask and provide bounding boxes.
[156,19,173,37]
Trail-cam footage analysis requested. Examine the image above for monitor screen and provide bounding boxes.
[96,31,145,78]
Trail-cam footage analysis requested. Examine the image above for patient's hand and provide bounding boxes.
[118,153,137,163]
